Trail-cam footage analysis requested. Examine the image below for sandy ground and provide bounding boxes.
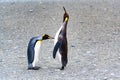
[0,0,120,80]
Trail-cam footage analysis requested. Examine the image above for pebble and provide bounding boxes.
[104,8,108,11]
[55,69,60,72]
[71,45,75,47]
[93,64,97,66]
[61,72,65,75]
[85,51,95,55]
[75,60,80,63]
[0,59,2,62]
[7,40,12,43]
[103,77,108,80]
[10,2,15,5]
[86,51,92,54]
[110,73,115,76]
[81,70,86,73]
[113,32,118,35]
[118,57,120,60]
[29,10,33,13]
[43,66,48,69]
[18,56,25,59]
[39,1,42,4]
[52,17,55,21]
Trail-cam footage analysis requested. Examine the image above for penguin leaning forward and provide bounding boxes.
[53,7,69,70]
[27,34,53,70]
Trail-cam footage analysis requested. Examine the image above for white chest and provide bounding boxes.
[54,26,62,62]
[32,40,42,67]
[54,26,62,45]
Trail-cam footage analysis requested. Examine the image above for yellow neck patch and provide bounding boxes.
[42,34,45,37]
[36,40,42,44]
[65,17,68,22]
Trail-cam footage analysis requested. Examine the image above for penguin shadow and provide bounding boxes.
[53,66,68,71]
[40,66,67,71]
[27,66,65,71]
[27,66,41,70]
[48,67,66,71]
[56,67,65,71]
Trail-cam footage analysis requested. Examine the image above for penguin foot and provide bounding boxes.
[60,66,64,70]
[28,66,40,70]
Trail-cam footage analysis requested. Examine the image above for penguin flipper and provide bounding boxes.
[27,45,34,64]
[53,41,61,59]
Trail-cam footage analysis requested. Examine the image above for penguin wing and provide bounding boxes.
[53,41,61,58]
[27,45,35,64]
[27,38,37,64]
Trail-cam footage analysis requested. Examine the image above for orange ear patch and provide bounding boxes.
[42,34,45,37]
[36,40,42,44]
[65,17,68,22]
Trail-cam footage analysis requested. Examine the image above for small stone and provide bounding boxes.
[61,72,65,75]
[110,73,115,76]
[52,18,55,21]
[42,7,45,9]
[11,2,15,5]
[118,57,120,60]
[104,69,108,72]
[71,45,75,47]
[75,60,80,63]
[0,59,2,62]
[39,1,42,4]
[89,5,93,8]
[74,74,78,76]
[103,77,108,80]
[50,71,54,73]
[43,66,48,69]
[7,40,12,43]
[96,69,100,71]
[29,10,33,13]
[79,21,84,24]
[113,32,118,35]
[13,46,18,49]
[104,8,108,11]
[55,69,60,72]
[86,51,91,54]
[93,64,97,66]
[81,70,86,73]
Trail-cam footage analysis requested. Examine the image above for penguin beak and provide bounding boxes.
[51,37,54,39]
[49,36,54,39]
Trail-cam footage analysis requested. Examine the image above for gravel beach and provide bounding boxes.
[0,0,120,80]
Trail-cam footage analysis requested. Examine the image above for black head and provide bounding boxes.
[42,34,54,40]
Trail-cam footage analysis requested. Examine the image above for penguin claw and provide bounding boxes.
[28,66,40,70]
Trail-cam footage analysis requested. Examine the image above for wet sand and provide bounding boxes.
[0,0,120,80]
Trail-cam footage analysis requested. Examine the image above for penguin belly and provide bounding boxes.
[32,41,42,67]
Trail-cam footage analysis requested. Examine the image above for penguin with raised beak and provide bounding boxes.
[53,7,69,70]
[27,34,53,70]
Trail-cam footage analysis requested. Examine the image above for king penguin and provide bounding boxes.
[27,34,53,70]
[53,7,69,70]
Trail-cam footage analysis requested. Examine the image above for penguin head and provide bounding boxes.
[42,34,54,40]
[63,6,69,22]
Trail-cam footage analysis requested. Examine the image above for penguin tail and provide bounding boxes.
[53,41,61,59]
